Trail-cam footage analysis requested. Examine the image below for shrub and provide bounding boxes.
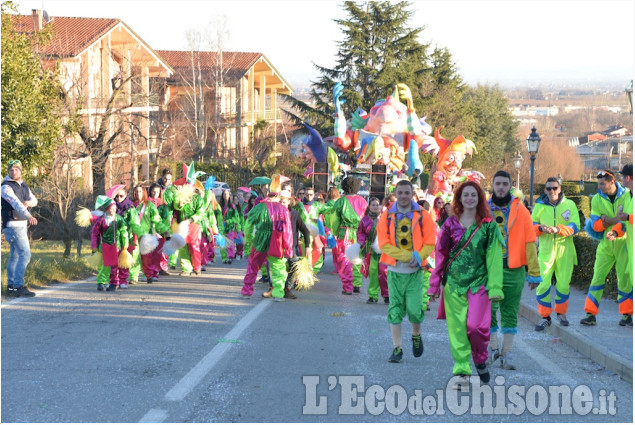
[568,195,591,222]
[571,233,617,299]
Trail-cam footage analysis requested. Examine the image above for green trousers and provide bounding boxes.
[387,269,424,324]
[491,266,525,334]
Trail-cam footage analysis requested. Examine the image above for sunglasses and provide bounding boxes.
[597,170,615,179]
[545,187,559,191]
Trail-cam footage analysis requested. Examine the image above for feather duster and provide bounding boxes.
[305,222,319,238]
[163,234,186,255]
[345,242,364,265]
[175,184,196,206]
[84,251,103,269]
[75,207,94,227]
[291,257,318,290]
[139,234,159,255]
[118,249,133,269]
[215,233,226,248]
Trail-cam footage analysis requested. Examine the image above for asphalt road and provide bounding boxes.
[1,253,632,423]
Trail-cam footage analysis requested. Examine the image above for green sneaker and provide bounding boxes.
[619,315,632,327]
[412,334,424,357]
[580,313,596,326]
[388,347,403,363]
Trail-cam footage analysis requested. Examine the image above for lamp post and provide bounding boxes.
[626,80,633,115]
[578,178,585,193]
[526,127,541,208]
[512,151,524,190]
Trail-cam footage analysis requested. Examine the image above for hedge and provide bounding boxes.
[568,195,591,222]
[571,232,618,298]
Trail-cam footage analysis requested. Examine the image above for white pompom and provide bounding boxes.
[345,242,363,264]
[139,234,159,255]
[176,219,190,238]
[305,222,319,237]
[372,236,382,254]
[163,234,186,255]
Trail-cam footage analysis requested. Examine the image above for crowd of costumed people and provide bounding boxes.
[75,81,632,387]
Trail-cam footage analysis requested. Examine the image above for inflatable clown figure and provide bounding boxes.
[424,127,485,202]
[332,82,438,173]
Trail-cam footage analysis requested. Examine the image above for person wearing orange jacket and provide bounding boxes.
[487,171,542,370]
[377,180,436,363]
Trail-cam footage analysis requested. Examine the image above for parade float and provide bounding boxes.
[298,82,483,201]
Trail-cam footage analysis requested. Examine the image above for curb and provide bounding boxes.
[519,300,633,384]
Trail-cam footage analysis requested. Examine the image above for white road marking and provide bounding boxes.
[139,408,168,423]
[164,298,270,401]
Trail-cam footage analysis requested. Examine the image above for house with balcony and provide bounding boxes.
[156,50,293,162]
[12,10,173,190]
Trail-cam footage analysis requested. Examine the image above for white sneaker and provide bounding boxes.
[451,375,470,391]
[501,353,516,370]
[119,283,129,289]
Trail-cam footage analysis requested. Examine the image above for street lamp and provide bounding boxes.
[557,173,563,185]
[626,80,633,115]
[578,178,585,192]
[512,151,524,190]
[526,127,541,208]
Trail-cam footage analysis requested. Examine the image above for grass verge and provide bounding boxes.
[1,239,95,296]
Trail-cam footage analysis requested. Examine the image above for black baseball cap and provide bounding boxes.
[619,164,632,177]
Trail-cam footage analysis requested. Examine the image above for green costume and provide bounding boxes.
[585,183,632,316]
[532,194,580,317]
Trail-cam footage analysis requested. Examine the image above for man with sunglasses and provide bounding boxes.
[532,177,580,331]
[2,160,38,297]
[582,169,632,326]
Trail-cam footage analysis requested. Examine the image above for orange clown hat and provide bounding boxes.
[270,174,290,194]
[435,127,477,159]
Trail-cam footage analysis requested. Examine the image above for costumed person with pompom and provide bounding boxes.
[487,171,542,370]
[377,180,436,363]
[232,192,246,259]
[219,189,240,264]
[90,195,130,291]
[531,177,580,331]
[240,190,293,300]
[302,187,332,274]
[148,183,172,276]
[109,185,139,287]
[130,184,171,284]
[200,177,221,267]
[163,163,206,276]
[580,169,632,326]
[261,190,312,299]
[357,197,389,304]
[429,181,504,386]
[331,176,368,294]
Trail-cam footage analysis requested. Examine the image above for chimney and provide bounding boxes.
[31,9,43,32]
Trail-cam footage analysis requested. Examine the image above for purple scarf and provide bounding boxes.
[116,197,134,216]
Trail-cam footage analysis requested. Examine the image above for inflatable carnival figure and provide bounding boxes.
[332,82,438,173]
[424,127,484,202]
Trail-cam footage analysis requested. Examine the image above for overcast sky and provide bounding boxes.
[17,0,634,89]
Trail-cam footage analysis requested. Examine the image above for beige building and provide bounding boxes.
[156,50,293,162]
[13,10,173,190]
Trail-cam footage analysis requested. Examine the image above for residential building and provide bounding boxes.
[156,50,293,163]
[12,10,173,190]
[575,136,633,171]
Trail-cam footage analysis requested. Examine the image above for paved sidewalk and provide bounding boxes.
[519,282,633,383]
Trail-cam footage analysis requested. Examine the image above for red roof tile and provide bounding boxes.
[11,14,120,58]
[156,50,262,78]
